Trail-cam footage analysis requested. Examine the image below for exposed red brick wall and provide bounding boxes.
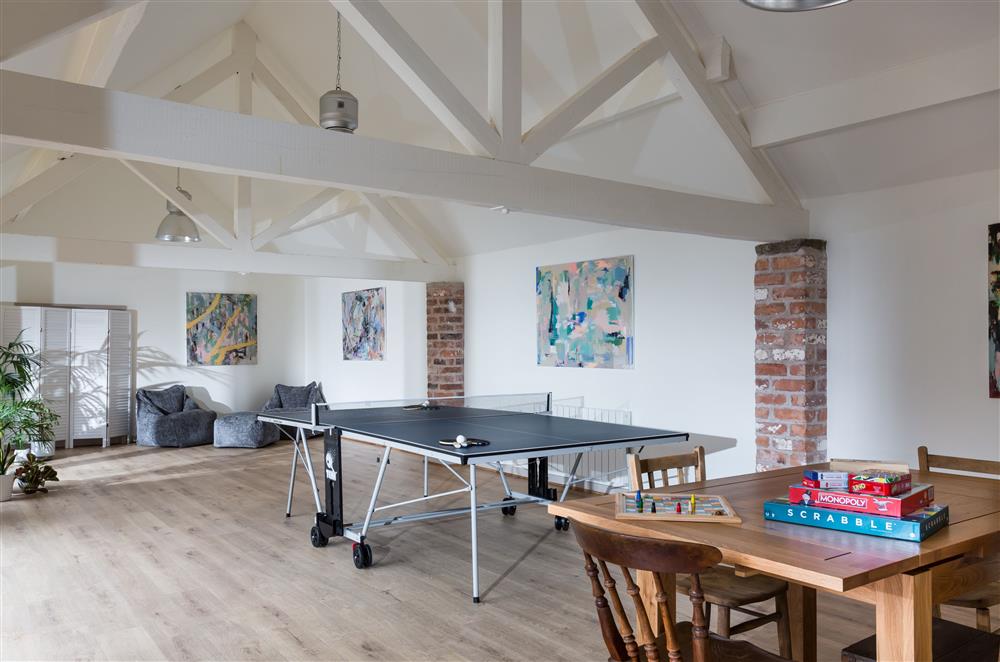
[426,282,464,398]
[754,239,827,471]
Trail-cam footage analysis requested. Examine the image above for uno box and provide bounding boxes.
[801,477,849,489]
[849,471,912,496]
[763,498,949,542]
[789,483,934,517]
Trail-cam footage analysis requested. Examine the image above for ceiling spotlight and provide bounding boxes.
[155,168,200,243]
[740,0,851,11]
[320,12,359,132]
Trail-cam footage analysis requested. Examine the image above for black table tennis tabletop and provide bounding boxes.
[260,404,687,464]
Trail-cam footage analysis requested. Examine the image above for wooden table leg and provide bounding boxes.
[787,583,817,662]
[874,570,933,661]
[637,570,676,642]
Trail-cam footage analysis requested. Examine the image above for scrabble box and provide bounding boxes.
[763,498,948,542]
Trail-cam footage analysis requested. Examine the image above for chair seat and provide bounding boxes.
[625,621,786,662]
[676,566,788,608]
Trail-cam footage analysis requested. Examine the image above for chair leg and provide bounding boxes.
[716,606,731,638]
[705,602,712,632]
[976,607,991,632]
[775,592,792,659]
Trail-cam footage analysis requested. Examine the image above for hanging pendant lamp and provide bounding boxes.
[740,0,851,11]
[155,168,201,243]
[320,12,359,133]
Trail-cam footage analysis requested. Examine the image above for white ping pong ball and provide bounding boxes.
[456,434,467,444]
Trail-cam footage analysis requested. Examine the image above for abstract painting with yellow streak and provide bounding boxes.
[186,292,258,366]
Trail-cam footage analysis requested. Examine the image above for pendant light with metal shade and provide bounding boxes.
[739,0,852,11]
[155,168,201,243]
[320,12,359,133]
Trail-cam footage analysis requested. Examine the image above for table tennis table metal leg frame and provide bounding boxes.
[284,426,323,517]
[309,430,592,603]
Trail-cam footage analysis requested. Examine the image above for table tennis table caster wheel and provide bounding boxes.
[310,526,328,548]
[554,516,570,531]
[501,496,517,516]
[352,542,373,569]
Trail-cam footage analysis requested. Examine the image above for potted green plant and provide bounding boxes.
[14,452,58,495]
[0,442,16,502]
[0,331,59,460]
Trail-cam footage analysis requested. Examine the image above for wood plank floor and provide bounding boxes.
[1,440,993,661]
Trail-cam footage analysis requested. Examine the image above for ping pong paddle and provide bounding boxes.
[438,438,490,448]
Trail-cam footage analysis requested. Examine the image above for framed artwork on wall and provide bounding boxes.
[343,287,386,361]
[989,223,999,398]
[536,255,634,369]
[186,292,258,366]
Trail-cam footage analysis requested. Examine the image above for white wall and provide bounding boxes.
[0,261,306,412]
[809,169,1000,466]
[459,229,758,479]
[303,279,427,403]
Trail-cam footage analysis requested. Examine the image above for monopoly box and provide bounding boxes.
[763,498,949,542]
[789,483,934,517]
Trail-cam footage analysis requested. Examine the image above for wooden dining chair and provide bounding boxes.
[627,450,791,658]
[572,520,786,662]
[918,445,1000,632]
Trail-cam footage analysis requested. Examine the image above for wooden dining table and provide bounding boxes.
[548,463,1000,662]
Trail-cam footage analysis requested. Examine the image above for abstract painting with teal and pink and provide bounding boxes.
[536,256,634,369]
[186,292,258,366]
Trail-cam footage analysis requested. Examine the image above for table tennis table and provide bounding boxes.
[258,393,688,603]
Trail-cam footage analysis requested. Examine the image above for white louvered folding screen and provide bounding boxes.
[40,308,71,444]
[1,304,42,398]
[70,309,109,445]
[107,311,132,439]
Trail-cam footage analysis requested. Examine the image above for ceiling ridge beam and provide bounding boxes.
[488,0,522,162]
[252,188,343,250]
[0,0,140,63]
[635,0,799,208]
[3,232,456,282]
[331,0,501,157]
[522,36,668,164]
[746,35,1000,149]
[120,160,237,249]
[0,69,809,241]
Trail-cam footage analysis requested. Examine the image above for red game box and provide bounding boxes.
[848,470,912,496]
[789,483,933,517]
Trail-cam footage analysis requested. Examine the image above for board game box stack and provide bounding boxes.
[763,459,950,542]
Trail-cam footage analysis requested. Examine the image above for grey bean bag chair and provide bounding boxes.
[136,385,216,447]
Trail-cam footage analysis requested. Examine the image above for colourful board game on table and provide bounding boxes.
[615,492,742,525]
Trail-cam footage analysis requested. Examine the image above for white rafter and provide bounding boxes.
[330,0,501,158]
[488,0,522,162]
[0,69,808,240]
[252,189,343,250]
[120,161,236,249]
[1,155,97,222]
[745,36,1000,149]
[3,233,455,282]
[253,59,317,127]
[635,0,799,208]
[522,37,668,164]
[232,22,255,246]
[0,0,140,63]
[362,193,449,265]
[279,204,366,238]
[164,54,240,104]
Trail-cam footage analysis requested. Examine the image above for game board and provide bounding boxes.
[615,492,742,525]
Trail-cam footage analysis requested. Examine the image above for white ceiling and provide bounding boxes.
[2,0,998,260]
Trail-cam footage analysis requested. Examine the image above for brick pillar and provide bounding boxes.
[754,239,827,471]
[426,282,465,398]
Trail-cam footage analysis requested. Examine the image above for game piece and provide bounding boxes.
[675,502,681,513]
[689,494,696,514]
[650,500,656,514]
[635,490,643,513]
